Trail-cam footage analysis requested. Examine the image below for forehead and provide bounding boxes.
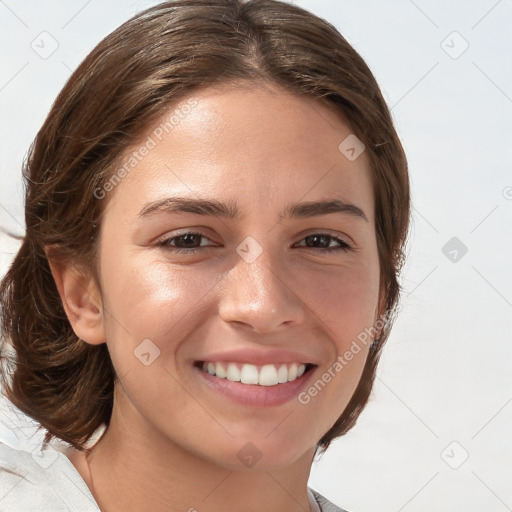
[105,82,374,221]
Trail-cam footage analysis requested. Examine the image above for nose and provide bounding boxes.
[217,249,305,334]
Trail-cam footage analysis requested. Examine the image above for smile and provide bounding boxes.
[197,361,312,386]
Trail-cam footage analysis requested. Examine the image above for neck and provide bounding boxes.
[68,388,317,512]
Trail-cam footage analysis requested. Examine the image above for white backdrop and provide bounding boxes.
[1,1,511,511]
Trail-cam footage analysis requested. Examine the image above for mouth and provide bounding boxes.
[194,360,316,386]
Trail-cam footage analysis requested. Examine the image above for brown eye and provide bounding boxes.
[157,232,215,254]
[157,231,351,255]
[294,234,351,252]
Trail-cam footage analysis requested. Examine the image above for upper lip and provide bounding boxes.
[194,348,318,366]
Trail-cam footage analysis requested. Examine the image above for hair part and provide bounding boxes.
[0,0,410,454]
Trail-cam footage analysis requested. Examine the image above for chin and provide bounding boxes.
[198,434,316,472]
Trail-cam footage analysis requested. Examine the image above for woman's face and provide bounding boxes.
[95,82,381,469]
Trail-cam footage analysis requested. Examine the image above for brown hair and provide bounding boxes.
[0,0,409,454]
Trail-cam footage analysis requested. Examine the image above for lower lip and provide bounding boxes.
[193,365,316,407]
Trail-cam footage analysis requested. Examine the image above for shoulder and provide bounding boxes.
[310,487,351,512]
[0,440,100,511]
[0,442,348,512]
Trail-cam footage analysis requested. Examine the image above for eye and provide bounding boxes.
[293,233,351,253]
[157,231,351,254]
[157,232,215,254]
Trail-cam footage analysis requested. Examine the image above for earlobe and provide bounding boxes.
[46,255,106,346]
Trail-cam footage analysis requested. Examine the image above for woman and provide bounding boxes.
[0,0,410,510]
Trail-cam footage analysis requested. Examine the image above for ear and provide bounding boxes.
[46,253,106,346]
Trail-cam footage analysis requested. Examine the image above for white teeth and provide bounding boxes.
[215,363,227,378]
[200,361,309,386]
[277,364,288,383]
[240,364,259,384]
[288,363,298,381]
[259,364,279,386]
[226,363,241,382]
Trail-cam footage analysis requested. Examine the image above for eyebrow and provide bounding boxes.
[138,196,368,223]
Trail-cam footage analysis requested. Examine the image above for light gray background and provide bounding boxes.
[1,1,511,511]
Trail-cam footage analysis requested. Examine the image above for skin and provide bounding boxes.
[49,81,383,512]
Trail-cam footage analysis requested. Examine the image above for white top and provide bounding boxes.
[0,440,346,511]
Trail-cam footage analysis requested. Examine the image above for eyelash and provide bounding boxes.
[156,231,352,254]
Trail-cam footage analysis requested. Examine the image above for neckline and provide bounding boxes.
[51,444,102,510]
[58,444,322,512]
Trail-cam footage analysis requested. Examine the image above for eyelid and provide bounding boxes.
[297,228,354,247]
[156,229,354,253]
[293,232,352,250]
[155,228,352,244]
[156,230,217,246]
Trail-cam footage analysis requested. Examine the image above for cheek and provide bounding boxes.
[291,260,378,419]
[294,267,376,432]
[100,246,380,360]
[98,257,216,406]
[102,256,219,336]
[294,258,380,342]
